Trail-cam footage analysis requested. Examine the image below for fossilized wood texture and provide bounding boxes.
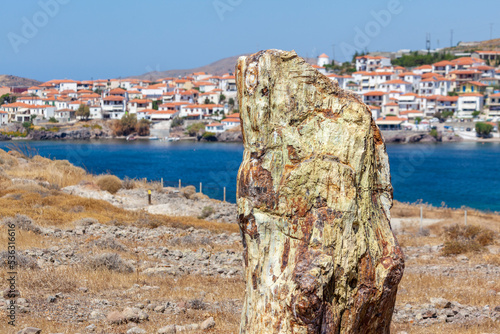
[235,50,404,334]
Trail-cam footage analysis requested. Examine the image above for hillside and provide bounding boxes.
[129,53,316,80]
[0,74,41,87]
[443,38,500,53]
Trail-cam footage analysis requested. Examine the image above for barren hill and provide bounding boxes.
[129,53,316,80]
[0,74,41,87]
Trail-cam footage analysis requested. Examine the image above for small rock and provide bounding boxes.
[430,297,451,309]
[17,328,42,334]
[154,305,166,313]
[85,324,96,331]
[127,327,146,334]
[47,296,57,303]
[184,324,199,331]
[158,325,176,334]
[200,316,215,330]
[456,254,469,261]
[79,287,88,293]
[107,311,126,324]
[122,307,149,323]
[89,310,104,320]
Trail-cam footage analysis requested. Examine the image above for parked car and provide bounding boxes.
[466,128,471,131]
[459,127,464,131]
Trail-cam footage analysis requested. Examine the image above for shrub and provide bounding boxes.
[2,215,41,234]
[186,123,206,137]
[90,237,127,252]
[171,117,184,128]
[96,175,122,194]
[441,224,494,256]
[0,251,38,269]
[475,122,493,138]
[429,129,438,138]
[87,253,134,273]
[135,119,150,136]
[198,206,214,219]
[122,176,137,190]
[181,185,197,199]
[202,132,217,141]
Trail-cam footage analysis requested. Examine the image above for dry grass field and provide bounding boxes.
[0,148,498,333]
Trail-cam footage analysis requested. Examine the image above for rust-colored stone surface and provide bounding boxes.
[235,50,404,334]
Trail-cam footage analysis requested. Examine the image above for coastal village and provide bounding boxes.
[1,43,500,139]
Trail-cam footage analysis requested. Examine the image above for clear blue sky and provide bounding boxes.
[1,0,499,81]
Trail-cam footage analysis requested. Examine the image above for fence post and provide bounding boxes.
[161,178,163,188]
[420,206,423,234]
[200,182,202,194]
[223,187,226,202]
[178,179,181,190]
[148,189,152,205]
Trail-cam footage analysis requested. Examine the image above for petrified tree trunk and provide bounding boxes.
[235,50,404,334]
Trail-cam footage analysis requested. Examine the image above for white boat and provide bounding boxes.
[149,136,159,140]
[166,137,180,142]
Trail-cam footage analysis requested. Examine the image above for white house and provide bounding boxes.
[363,91,387,107]
[221,116,240,129]
[0,110,8,124]
[432,60,455,76]
[127,99,152,114]
[317,53,330,67]
[398,93,422,112]
[102,96,126,117]
[149,110,179,121]
[58,80,78,92]
[355,55,391,72]
[378,79,412,94]
[89,106,103,119]
[205,122,225,133]
[457,93,484,118]
[54,108,76,123]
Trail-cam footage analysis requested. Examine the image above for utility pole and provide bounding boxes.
[426,33,431,53]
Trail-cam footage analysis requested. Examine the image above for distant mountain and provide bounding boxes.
[129,53,317,80]
[0,75,41,87]
[442,38,500,53]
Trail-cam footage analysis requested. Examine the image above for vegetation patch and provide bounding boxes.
[441,224,494,256]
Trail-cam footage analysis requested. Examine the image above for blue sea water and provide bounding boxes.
[0,140,499,212]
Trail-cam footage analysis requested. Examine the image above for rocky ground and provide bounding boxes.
[0,150,498,333]
[1,212,499,333]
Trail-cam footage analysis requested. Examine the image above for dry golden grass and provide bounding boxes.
[3,154,91,189]
[96,174,122,194]
[391,321,500,334]
[396,272,500,307]
[0,265,243,334]
[0,226,55,250]
[0,187,238,233]
[392,200,500,228]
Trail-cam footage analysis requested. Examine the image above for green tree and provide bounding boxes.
[152,100,160,110]
[0,94,16,105]
[475,122,493,138]
[186,122,206,137]
[415,117,422,124]
[135,118,150,136]
[204,98,213,104]
[48,117,58,123]
[471,111,481,118]
[228,97,235,106]
[76,104,91,120]
[219,94,226,103]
